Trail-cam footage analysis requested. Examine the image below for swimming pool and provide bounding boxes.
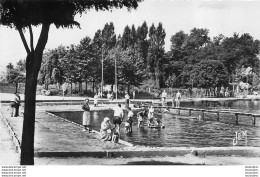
[51,109,260,147]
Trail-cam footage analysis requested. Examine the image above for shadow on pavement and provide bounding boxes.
[123,160,205,165]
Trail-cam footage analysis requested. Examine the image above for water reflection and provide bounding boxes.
[52,100,260,147]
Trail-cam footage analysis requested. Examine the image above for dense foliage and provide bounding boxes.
[36,25,260,92]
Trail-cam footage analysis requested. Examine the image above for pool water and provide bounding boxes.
[51,109,260,147]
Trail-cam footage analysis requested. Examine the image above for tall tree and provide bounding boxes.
[106,46,145,92]
[101,22,117,51]
[147,22,166,87]
[90,29,105,92]
[136,21,149,67]
[183,28,210,64]
[191,60,229,88]
[0,0,142,165]
[169,30,188,62]
[130,24,137,48]
[120,25,131,50]
[221,33,260,75]
[77,36,96,91]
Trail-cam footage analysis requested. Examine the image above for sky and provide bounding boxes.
[1,0,260,71]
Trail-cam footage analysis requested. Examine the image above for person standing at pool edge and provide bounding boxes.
[15,92,21,117]
[94,93,98,107]
[162,90,167,106]
[175,90,181,108]
[125,92,130,109]
[10,92,20,117]
[113,104,124,137]
[82,98,92,133]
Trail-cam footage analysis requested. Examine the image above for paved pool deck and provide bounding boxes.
[1,93,260,165]
[2,92,260,104]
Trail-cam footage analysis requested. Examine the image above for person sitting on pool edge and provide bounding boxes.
[137,107,147,128]
[100,117,114,141]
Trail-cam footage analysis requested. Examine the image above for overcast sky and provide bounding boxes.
[1,0,260,71]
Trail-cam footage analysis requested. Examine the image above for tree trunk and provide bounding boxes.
[15,82,18,93]
[127,85,130,94]
[92,80,95,93]
[45,79,49,90]
[85,81,88,91]
[21,59,37,165]
[20,24,50,165]
[70,83,72,94]
[80,82,82,92]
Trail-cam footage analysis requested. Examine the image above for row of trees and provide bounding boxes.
[39,21,164,93]
[39,23,260,93]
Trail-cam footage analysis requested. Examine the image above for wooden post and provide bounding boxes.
[217,112,220,121]
[201,110,204,120]
[235,113,239,125]
[189,109,192,116]
[252,115,256,126]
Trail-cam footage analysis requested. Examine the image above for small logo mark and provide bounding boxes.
[233,130,247,146]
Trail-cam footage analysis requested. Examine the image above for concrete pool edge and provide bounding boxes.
[33,147,260,158]
[0,111,21,153]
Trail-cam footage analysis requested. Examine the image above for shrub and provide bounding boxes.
[72,89,78,94]
[63,89,69,95]
[49,89,59,95]
[45,89,60,96]
[78,92,85,96]
[83,89,95,97]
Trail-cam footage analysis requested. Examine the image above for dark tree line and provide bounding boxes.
[166,29,260,89]
[39,25,260,92]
